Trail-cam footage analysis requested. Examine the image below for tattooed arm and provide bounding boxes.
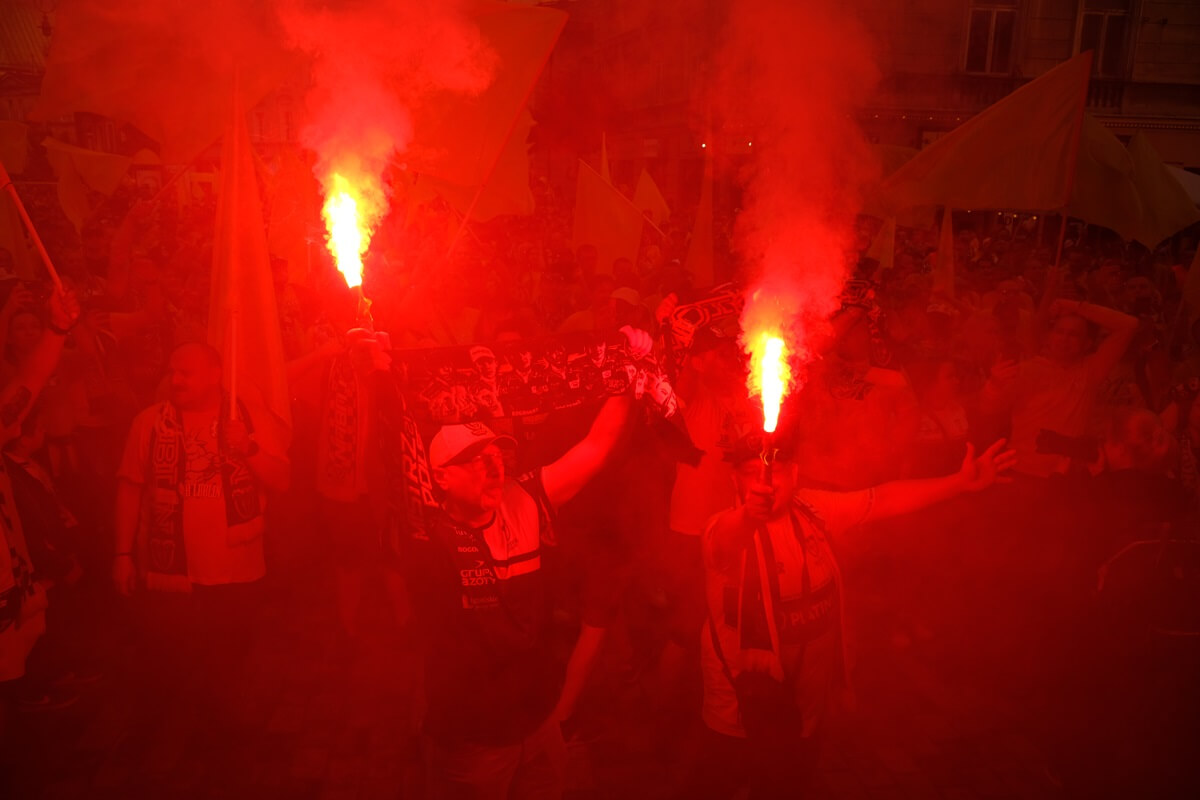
[0,287,80,441]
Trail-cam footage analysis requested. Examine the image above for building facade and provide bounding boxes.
[536,0,1200,215]
[858,0,1200,165]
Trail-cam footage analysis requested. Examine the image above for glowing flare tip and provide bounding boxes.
[756,334,788,434]
[322,174,366,290]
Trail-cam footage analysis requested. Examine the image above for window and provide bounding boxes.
[1076,0,1131,78]
[965,2,1018,75]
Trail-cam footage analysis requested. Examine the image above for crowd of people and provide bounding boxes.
[1,171,1198,798]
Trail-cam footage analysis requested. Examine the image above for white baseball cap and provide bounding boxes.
[428,422,516,468]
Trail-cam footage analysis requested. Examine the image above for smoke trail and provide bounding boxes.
[279,0,496,276]
[715,0,879,394]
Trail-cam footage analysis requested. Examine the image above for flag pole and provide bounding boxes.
[1166,247,1200,353]
[228,73,241,420]
[228,310,238,419]
[0,160,64,290]
[1052,211,1069,270]
[1048,51,1093,285]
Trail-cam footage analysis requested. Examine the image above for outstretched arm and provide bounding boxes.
[866,439,1016,522]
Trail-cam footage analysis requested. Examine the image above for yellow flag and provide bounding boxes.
[405,2,566,189]
[633,169,671,226]
[934,207,955,298]
[403,110,535,222]
[1128,132,1200,249]
[573,160,644,275]
[42,138,131,232]
[867,217,896,271]
[1067,113,1142,242]
[208,90,291,431]
[1167,165,1200,206]
[685,149,714,288]
[877,52,1093,213]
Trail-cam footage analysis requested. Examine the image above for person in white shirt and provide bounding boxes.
[687,431,1015,798]
[112,342,289,768]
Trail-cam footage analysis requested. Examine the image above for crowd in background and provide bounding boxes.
[2,167,1199,798]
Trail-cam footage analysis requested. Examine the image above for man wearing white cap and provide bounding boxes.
[410,327,652,799]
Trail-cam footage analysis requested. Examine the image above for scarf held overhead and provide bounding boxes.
[395,329,679,425]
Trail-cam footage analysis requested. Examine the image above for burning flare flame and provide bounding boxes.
[751,333,789,434]
[322,173,368,289]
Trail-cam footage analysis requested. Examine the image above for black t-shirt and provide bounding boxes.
[403,470,560,745]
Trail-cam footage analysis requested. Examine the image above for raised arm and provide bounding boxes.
[541,394,633,508]
[0,287,79,439]
[286,335,345,386]
[540,326,653,508]
[1057,299,1139,378]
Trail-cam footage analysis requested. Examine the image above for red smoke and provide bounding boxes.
[714,0,879,391]
[279,0,496,269]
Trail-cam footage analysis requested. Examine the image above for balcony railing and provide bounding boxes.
[874,72,1127,115]
[1086,78,1125,111]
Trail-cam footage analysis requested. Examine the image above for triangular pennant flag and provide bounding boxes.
[633,169,670,226]
[404,1,566,189]
[404,110,536,223]
[867,217,896,271]
[1127,132,1200,249]
[877,52,1093,213]
[1067,113,1143,243]
[42,138,131,232]
[1167,164,1200,206]
[572,160,644,276]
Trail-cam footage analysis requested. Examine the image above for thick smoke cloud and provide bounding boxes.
[713,0,879,393]
[279,0,496,251]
